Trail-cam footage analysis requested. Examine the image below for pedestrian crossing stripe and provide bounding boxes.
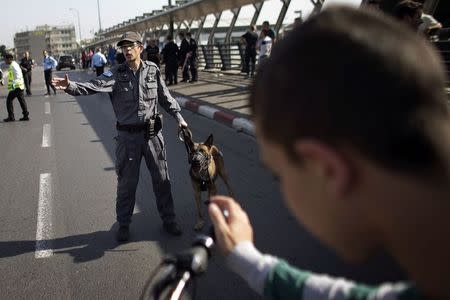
[103,70,113,77]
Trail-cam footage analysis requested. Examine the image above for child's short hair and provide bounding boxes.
[250,6,447,174]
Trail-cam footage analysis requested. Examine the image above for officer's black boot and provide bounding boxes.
[163,221,182,236]
[3,115,15,122]
[20,112,30,121]
[116,224,130,242]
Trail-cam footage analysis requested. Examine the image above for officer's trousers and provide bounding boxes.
[165,60,178,84]
[6,88,28,118]
[244,51,256,76]
[115,130,175,225]
[182,57,197,81]
[44,69,56,94]
[23,71,32,95]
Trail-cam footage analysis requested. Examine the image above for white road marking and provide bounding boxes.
[35,173,53,258]
[42,124,51,148]
[45,102,51,114]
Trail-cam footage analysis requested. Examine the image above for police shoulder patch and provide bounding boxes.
[103,70,113,77]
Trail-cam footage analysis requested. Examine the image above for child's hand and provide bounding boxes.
[208,195,254,256]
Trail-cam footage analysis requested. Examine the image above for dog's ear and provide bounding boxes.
[204,134,214,147]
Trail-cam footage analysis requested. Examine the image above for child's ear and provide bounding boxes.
[204,134,214,147]
[295,139,353,197]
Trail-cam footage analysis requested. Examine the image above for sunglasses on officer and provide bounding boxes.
[119,42,141,51]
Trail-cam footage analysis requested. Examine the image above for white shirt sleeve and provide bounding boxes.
[11,62,24,89]
[225,241,279,295]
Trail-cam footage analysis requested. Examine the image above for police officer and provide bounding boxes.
[161,35,179,86]
[145,39,160,67]
[178,31,190,82]
[3,53,30,122]
[186,32,198,83]
[20,51,34,96]
[51,32,188,242]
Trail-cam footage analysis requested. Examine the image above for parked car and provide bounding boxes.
[56,55,76,71]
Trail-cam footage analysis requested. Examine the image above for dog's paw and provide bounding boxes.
[194,220,205,231]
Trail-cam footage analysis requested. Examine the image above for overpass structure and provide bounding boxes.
[84,0,449,78]
[85,0,298,49]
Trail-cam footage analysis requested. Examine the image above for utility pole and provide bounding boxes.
[97,0,102,32]
[69,8,82,45]
[169,0,174,37]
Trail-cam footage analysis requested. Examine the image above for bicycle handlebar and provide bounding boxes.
[144,234,215,300]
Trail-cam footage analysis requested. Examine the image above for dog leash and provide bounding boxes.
[178,127,193,164]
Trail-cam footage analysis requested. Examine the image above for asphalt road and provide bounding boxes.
[0,67,405,299]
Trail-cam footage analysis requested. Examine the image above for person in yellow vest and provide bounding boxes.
[3,53,29,122]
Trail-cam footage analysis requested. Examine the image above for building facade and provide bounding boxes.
[14,25,78,62]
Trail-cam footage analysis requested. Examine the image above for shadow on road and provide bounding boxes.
[0,212,188,264]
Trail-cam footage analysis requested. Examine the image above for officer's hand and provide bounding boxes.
[208,196,254,256]
[178,120,188,129]
[52,74,70,90]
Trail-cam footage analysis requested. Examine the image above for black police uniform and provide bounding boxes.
[20,57,33,95]
[179,38,190,81]
[186,37,198,82]
[146,45,160,67]
[241,31,258,76]
[162,41,179,85]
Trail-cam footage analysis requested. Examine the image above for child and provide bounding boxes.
[209,6,450,299]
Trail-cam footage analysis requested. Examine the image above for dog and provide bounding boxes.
[182,130,234,231]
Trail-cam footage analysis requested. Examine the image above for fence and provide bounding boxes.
[193,39,450,86]
[198,43,246,71]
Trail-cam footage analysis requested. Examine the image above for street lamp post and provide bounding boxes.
[169,0,174,37]
[69,8,82,45]
[97,0,102,32]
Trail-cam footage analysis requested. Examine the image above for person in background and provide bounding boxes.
[2,53,29,122]
[92,47,107,76]
[161,35,179,86]
[209,6,450,300]
[257,30,272,65]
[42,50,57,96]
[178,31,190,83]
[392,0,423,31]
[261,21,276,42]
[241,25,258,79]
[146,39,160,67]
[107,45,117,67]
[19,51,33,96]
[184,32,198,83]
[81,50,87,69]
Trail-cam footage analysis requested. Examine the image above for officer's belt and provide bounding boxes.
[116,122,147,133]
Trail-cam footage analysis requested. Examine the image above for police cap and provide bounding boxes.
[117,32,143,46]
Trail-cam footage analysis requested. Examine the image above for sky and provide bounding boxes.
[1,0,361,49]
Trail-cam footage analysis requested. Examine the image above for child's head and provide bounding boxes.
[251,6,448,261]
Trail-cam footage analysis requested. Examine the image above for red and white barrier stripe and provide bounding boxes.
[176,96,255,136]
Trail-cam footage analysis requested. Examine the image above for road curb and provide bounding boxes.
[175,96,255,136]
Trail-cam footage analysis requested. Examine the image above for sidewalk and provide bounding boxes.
[168,70,256,136]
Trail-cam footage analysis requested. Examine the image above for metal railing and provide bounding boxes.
[193,39,449,86]
[434,40,450,85]
[198,43,246,71]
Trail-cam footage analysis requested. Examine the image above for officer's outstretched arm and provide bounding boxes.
[53,71,115,96]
